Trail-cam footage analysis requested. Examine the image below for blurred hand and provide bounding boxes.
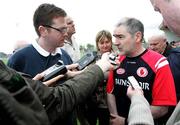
[110,113,125,125]
[43,74,65,86]
[126,86,143,99]
[33,73,44,81]
[66,63,79,71]
[96,52,120,72]
[65,63,84,78]
[66,69,84,78]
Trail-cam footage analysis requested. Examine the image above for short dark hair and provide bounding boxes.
[33,3,67,36]
[116,17,144,41]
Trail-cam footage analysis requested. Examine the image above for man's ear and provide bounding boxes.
[135,31,143,43]
[38,26,48,37]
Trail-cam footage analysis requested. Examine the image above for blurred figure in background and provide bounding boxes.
[13,40,29,53]
[148,34,171,56]
[148,33,180,123]
[84,30,113,125]
[62,16,80,62]
[148,33,180,102]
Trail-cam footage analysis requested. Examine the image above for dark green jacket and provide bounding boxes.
[0,60,104,125]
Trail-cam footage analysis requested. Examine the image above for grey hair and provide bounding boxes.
[116,17,144,40]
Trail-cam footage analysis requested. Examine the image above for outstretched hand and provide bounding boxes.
[126,86,144,99]
[66,63,84,78]
[96,52,121,72]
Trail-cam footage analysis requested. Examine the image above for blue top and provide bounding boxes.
[7,44,72,77]
[167,47,180,100]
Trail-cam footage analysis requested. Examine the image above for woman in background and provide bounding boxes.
[85,30,113,125]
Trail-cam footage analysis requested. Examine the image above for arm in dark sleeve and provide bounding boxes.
[28,64,104,123]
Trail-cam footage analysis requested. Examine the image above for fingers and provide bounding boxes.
[101,52,110,60]
[33,73,44,80]
[66,70,83,78]
[43,74,64,86]
[66,63,79,70]
[127,86,144,99]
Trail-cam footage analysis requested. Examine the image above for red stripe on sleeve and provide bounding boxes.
[106,70,114,93]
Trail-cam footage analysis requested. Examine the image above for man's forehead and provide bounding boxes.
[149,36,165,43]
[114,26,127,33]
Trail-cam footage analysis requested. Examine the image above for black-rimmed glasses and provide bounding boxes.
[43,25,67,34]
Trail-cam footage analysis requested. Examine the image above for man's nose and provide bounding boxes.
[113,39,121,46]
[63,32,68,37]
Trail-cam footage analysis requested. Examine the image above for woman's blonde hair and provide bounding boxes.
[95,30,112,51]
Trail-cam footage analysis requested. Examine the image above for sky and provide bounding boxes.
[0,0,163,54]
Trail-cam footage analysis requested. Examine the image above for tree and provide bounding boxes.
[86,44,95,52]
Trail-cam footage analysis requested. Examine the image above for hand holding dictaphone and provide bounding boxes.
[128,76,141,90]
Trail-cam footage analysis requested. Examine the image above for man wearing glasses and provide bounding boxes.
[7,3,72,79]
[7,3,74,125]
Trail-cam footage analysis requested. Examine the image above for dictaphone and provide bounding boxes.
[42,61,67,81]
[76,51,97,70]
[128,76,141,89]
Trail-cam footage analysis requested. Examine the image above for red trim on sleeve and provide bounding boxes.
[152,64,177,106]
[119,55,126,62]
[141,50,164,72]
[142,50,177,106]
[106,70,114,93]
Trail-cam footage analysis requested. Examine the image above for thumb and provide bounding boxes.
[66,63,78,70]
[33,73,44,80]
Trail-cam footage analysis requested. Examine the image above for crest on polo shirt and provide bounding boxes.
[116,68,125,74]
[137,67,148,77]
